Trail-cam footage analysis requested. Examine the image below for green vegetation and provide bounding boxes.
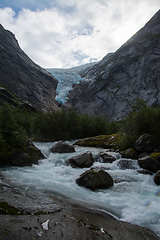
[119,98,160,149]
[0,98,160,153]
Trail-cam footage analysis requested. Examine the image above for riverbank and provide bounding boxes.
[0,175,159,240]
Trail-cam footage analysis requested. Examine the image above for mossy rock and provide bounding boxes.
[0,139,45,167]
[120,148,138,159]
[0,202,26,215]
[150,152,160,161]
[75,133,123,150]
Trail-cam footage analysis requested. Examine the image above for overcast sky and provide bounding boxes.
[0,0,159,68]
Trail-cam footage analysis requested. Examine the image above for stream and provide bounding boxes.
[0,141,160,236]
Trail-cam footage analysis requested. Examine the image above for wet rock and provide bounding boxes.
[133,134,156,153]
[66,151,94,168]
[138,155,160,173]
[154,171,160,185]
[138,152,149,159]
[117,160,137,170]
[76,167,113,191]
[51,141,75,153]
[120,148,138,159]
[100,152,116,163]
[137,169,154,175]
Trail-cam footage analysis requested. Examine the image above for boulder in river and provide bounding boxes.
[120,148,138,159]
[154,171,160,185]
[100,152,116,163]
[76,167,113,191]
[117,159,137,170]
[138,155,160,173]
[133,134,156,153]
[0,139,45,167]
[66,151,94,168]
[51,140,75,153]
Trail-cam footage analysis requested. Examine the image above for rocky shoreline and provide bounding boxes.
[0,173,160,240]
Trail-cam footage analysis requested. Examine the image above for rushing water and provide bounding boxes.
[1,141,160,236]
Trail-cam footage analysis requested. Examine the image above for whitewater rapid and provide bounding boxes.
[1,141,160,236]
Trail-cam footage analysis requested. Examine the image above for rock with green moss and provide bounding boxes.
[0,139,45,167]
[75,133,122,150]
[120,148,138,159]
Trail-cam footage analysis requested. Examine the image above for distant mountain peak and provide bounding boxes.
[65,10,160,121]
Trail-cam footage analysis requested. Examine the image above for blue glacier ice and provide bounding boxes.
[46,62,96,104]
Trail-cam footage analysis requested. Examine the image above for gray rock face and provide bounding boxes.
[66,151,94,168]
[76,167,114,191]
[0,24,59,112]
[65,10,160,121]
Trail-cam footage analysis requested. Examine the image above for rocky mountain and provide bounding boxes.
[0,24,59,112]
[65,10,160,121]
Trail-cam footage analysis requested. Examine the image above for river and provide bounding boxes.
[1,141,160,236]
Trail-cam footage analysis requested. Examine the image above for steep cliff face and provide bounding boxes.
[0,24,59,111]
[66,10,160,121]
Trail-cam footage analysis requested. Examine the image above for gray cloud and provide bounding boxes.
[0,0,159,68]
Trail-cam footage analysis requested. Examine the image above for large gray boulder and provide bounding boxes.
[66,151,94,168]
[133,134,156,153]
[76,167,113,191]
[138,155,160,173]
[51,141,75,153]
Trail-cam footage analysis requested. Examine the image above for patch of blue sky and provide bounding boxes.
[0,0,57,13]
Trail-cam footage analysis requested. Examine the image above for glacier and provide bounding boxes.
[46,62,96,104]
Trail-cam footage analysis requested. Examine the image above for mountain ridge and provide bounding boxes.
[0,24,59,112]
[65,10,160,121]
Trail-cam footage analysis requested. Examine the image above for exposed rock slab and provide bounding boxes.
[0,175,159,240]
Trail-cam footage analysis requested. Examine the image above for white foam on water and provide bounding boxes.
[1,142,160,237]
